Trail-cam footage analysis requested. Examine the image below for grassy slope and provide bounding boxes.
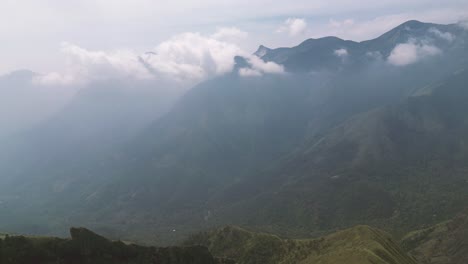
[184,225,417,264]
[401,209,468,264]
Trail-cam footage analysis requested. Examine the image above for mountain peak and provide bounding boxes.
[299,36,346,46]
[254,45,271,57]
[1,69,36,82]
[399,20,425,28]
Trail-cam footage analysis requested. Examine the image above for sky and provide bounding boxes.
[1,0,468,76]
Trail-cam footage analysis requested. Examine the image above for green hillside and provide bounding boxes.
[401,209,468,264]
[184,225,417,264]
[213,69,468,238]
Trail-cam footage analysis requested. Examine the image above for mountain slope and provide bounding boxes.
[401,208,468,264]
[214,68,468,237]
[0,79,180,237]
[0,20,467,245]
[184,225,417,264]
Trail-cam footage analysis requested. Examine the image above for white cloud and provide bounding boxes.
[428,28,455,42]
[238,68,262,77]
[238,55,285,77]
[144,32,243,81]
[36,29,284,85]
[33,43,153,85]
[1,1,468,74]
[334,48,348,57]
[246,56,284,74]
[387,41,441,66]
[277,18,308,36]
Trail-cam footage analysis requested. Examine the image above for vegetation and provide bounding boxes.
[0,227,222,264]
[401,209,468,264]
[0,20,467,246]
[184,225,417,264]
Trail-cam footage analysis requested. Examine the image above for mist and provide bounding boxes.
[1,5,468,262]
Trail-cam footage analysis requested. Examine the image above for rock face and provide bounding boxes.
[402,209,468,264]
[184,225,418,264]
[0,227,221,264]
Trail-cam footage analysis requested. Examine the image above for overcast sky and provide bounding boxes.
[1,0,468,75]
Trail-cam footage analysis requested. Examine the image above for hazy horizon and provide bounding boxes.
[1,0,468,77]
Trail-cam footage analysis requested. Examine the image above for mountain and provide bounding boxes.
[0,20,467,245]
[401,208,468,264]
[256,20,467,73]
[183,225,417,264]
[213,69,468,237]
[0,79,180,237]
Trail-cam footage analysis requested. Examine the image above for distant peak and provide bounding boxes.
[234,56,250,69]
[402,20,423,24]
[254,45,271,57]
[397,20,427,30]
[2,69,36,81]
[299,36,345,45]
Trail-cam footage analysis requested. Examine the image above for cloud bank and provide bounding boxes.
[387,41,441,66]
[429,28,455,42]
[34,28,283,86]
[238,56,284,77]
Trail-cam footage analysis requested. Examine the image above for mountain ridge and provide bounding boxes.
[0,20,467,246]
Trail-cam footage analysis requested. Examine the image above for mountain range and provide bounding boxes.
[0,20,467,250]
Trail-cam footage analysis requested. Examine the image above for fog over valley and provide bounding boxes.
[1,1,468,264]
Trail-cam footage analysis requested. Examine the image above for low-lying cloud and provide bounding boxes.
[387,41,441,66]
[428,28,455,42]
[334,48,348,57]
[34,28,283,86]
[238,56,284,77]
[34,43,152,86]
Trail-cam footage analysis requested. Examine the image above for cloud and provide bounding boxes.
[33,43,152,85]
[246,56,284,74]
[238,68,262,77]
[238,55,285,77]
[277,18,307,36]
[36,29,284,85]
[334,48,348,57]
[428,28,455,42]
[387,41,441,66]
[144,32,243,81]
[1,1,468,74]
